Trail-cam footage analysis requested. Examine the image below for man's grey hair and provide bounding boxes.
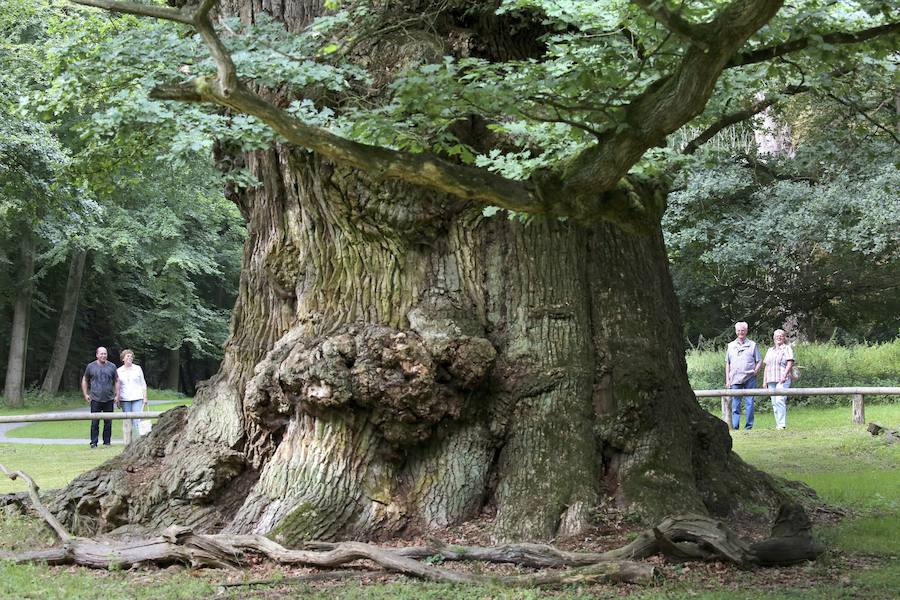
[734,321,749,331]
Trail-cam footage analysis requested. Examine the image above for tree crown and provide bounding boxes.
[59,0,898,227]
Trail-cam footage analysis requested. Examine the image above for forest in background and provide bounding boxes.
[1,0,897,402]
[1,0,245,401]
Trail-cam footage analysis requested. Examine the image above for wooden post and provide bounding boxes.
[852,394,865,424]
[721,396,732,426]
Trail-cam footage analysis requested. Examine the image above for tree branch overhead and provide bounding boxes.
[728,22,900,68]
[71,0,193,24]
[65,0,900,226]
[631,0,710,50]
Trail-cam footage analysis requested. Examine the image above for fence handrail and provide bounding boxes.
[0,411,166,424]
[1,387,897,425]
[695,386,900,398]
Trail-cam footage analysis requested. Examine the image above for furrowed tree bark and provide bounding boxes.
[49,0,800,544]
[48,149,788,543]
[41,249,87,395]
[3,230,35,405]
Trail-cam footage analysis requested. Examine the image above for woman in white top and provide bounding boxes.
[763,329,794,430]
[117,349,148,444]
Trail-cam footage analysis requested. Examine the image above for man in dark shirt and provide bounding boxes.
[82,346,120,448]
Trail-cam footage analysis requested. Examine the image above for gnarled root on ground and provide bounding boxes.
[0,464,822,587]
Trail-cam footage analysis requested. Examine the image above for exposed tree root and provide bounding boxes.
[0,465,823,587]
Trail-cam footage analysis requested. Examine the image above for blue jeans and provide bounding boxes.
[768,380,791,429]
[730,377,757,430]
[120,399,144,444]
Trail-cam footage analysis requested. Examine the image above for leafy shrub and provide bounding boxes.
[0,388,186,410]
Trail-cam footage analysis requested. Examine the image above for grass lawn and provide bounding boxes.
[0,443,124,494]
[0,404,898,599]
[4,401,191,440]
[730,404,900,515]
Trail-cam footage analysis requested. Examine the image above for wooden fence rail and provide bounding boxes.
[694,387,900,425]
[0,412,165,424]
[1,388,898,427]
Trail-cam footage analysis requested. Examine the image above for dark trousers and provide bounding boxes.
[90,400,114,446]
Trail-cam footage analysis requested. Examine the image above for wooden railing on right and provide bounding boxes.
[694,387,900,425]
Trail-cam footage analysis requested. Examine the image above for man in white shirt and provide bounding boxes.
[725,322,762,430]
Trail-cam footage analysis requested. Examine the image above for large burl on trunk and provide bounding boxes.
[49,0,789,543]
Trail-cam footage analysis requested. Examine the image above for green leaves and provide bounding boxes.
[0,0,247,364]
[497,0,629,30]
[30,0,895,193]
[665,110,900,342]
[93,163,246,358]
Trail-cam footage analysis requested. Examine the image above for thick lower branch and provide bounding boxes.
[560,0,785,198]
[728,22,900,68]
[151,82,549,215]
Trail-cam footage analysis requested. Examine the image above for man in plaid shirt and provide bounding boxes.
[764,329,795,430]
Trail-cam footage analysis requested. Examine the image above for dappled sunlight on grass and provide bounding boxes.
[729,403,900,585]
[730,406,900,489]
[788,471,899,513]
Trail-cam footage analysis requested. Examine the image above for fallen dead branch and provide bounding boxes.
[0,463,823,587]
[0,463,71,542]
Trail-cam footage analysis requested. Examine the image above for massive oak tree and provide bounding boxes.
[51,0,898,542]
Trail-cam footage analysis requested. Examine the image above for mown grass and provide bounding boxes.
[0,406,898,598]
[726,404,900,598]
[0,560,217,600]
[0,443,124,493]
[730,405,900,514]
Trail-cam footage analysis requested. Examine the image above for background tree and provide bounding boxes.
[95,164,244,392]
[666,71,899,345]
[0,1,74,402]
[0,0,245,398]
[40,0,900,543]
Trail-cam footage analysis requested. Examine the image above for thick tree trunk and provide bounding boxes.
[3,231,35,405]
[165,347,180,392]
[41,249,87,395]
[50,148,786,542]
[47,0,789,544]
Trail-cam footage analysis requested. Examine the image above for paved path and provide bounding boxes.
[0,401,174,446]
